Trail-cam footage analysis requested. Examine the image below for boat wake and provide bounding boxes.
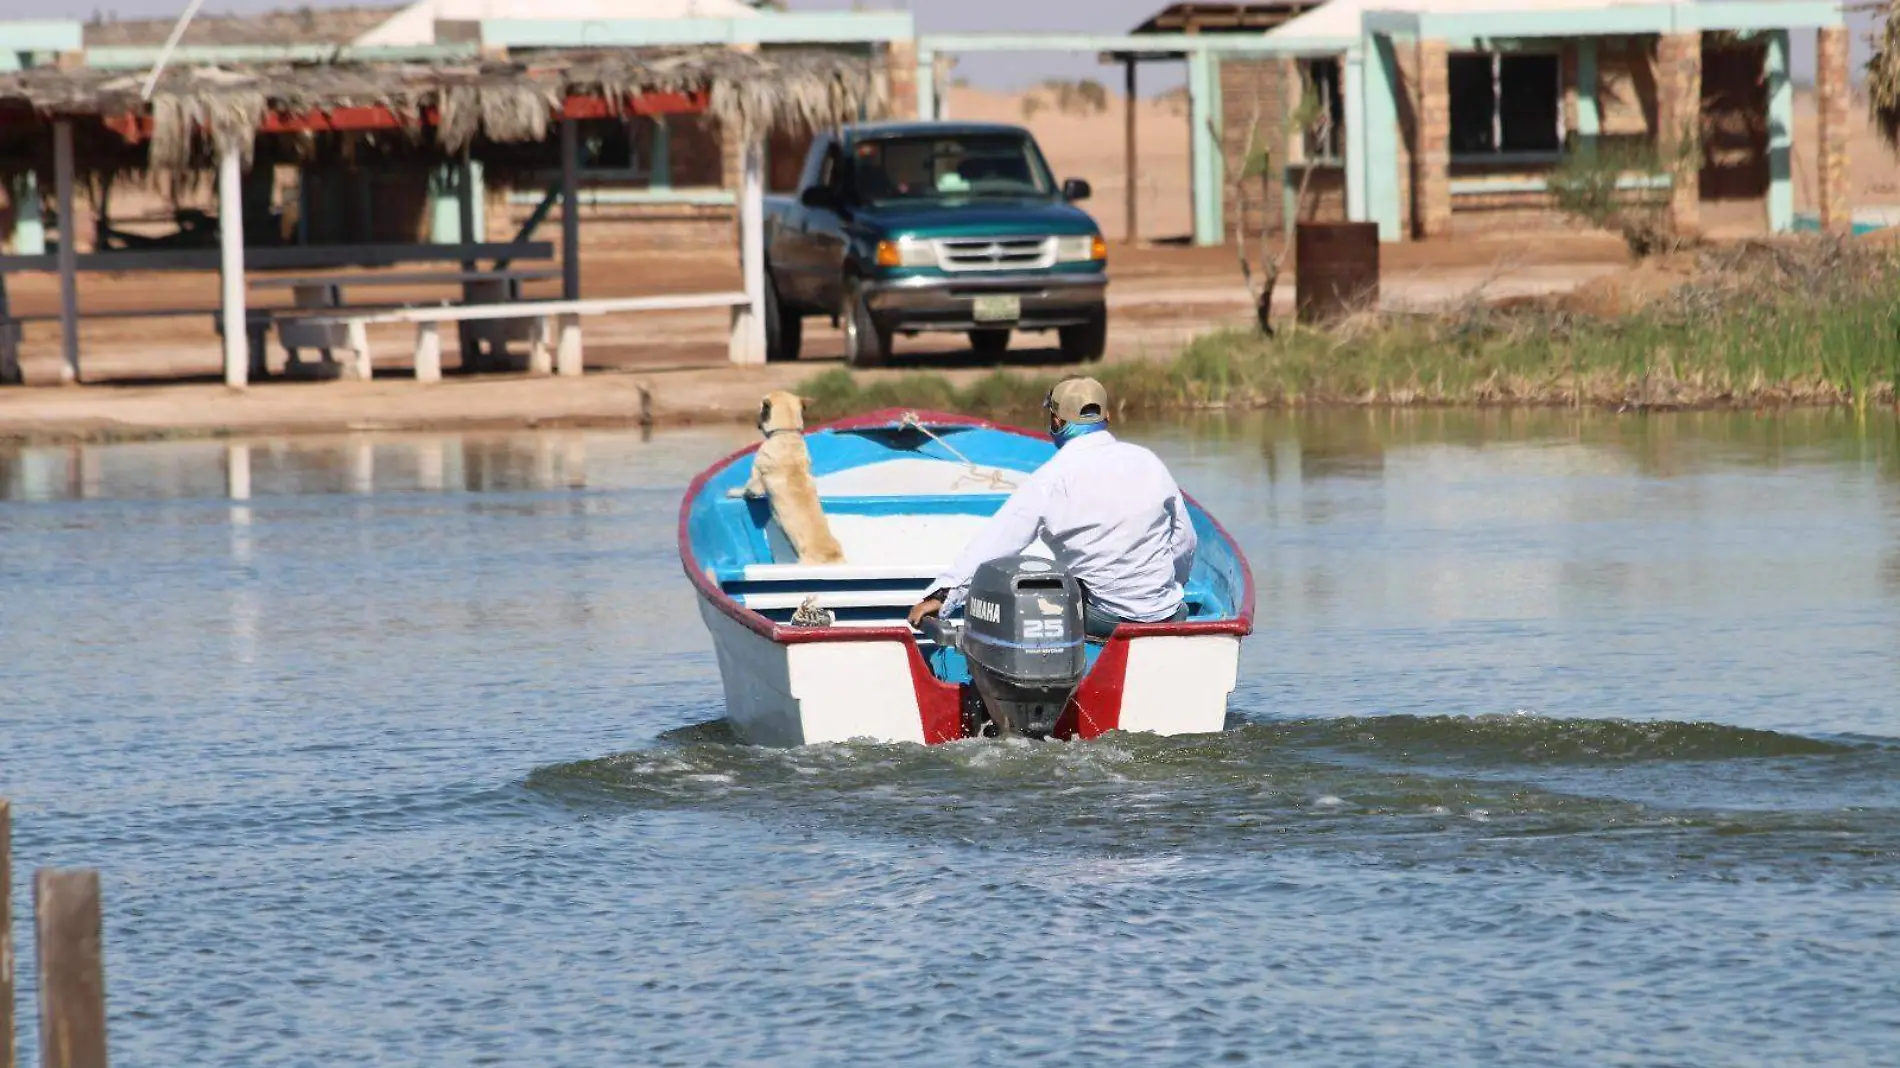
[526,713,1900,877]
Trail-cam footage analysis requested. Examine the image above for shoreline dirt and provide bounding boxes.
[1,359,1886,447]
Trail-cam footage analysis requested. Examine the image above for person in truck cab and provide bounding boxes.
[907,376,1198,641]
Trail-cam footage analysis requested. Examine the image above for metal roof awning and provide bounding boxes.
[1130,1,1325,34]
[1108,1,1325,59]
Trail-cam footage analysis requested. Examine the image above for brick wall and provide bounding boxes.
[1595,41,1658,139]
[1656,32,1703,233]
[1219,56,1292,238]
[886,39,919,120]
[1414,38,1451,238]
[1287,164,1348,225]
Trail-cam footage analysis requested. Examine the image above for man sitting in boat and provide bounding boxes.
[907,376,1198,640]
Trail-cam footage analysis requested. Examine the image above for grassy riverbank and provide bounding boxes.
[802,237,1900,422]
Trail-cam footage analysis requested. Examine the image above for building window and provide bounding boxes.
[1301,58,1345,162]
[1448,52,1561,158]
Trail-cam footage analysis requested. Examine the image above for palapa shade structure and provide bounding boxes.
[0,47,882,171]
[1869,1,1900,148]
[0,47,881,387]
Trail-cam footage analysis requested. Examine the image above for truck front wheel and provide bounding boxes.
[843,279,892,369]
[765,276,802,363]
[1059,310,1108,363]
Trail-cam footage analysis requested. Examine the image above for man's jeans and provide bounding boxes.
[1083,600,1188,642]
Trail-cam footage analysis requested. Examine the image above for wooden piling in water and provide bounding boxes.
[34,870,106,1068]
[2,800,14,1068]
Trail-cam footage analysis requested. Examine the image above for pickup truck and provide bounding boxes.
[762,121,1108,368]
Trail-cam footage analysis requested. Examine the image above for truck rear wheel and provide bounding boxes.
[1059,310,1108,363]
[765,276,801,363]
[843,279,891,369]
[968,329,1010,358]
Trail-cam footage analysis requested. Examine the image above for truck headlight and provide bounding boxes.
[1056,234,1108,263]
[875,238,938,268]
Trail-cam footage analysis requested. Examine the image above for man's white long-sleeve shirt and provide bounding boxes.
[932,430,1197,622]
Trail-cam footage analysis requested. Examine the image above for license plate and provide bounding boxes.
[972,295,1021,322]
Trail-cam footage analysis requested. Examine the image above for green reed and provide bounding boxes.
[799,237,1900,421]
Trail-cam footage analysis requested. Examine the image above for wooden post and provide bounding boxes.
[34,869,107,1068]
[217,144,248,389]
[1124,57,1139,245]
[2,800,14,1068]
[560,119,580,301]
[53,122,78,384]
[730,134,766,365]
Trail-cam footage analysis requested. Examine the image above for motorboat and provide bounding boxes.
[678,409,1254,746]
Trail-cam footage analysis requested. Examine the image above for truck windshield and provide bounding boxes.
[850,134,1055,203]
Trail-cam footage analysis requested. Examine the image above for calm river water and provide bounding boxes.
[3,410,1898,1067]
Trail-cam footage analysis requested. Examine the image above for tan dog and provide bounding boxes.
[729,391,846,565]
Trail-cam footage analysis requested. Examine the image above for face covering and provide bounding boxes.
[1052,420,1108,448]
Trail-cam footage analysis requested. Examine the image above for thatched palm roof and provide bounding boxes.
[1870,1,1900,147]
[0,47,881,170]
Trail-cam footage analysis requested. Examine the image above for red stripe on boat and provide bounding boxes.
[1056,638,1132,740]
[905,644,966,744]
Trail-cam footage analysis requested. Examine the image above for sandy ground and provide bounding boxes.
[0,230,1633,441]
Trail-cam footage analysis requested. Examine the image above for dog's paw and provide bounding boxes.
[726,486,749,499]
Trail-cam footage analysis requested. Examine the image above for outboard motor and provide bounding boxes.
[920,555,1087,739]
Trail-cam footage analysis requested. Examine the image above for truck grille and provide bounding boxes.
[933,236,1056,273]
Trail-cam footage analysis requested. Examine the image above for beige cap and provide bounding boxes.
[1044,376,1109,425]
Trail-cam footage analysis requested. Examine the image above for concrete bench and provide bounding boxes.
[290,291,753,383]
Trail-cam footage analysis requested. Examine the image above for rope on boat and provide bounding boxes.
[897,411,1019,491]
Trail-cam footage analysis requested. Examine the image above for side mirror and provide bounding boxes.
[1062,178,1092,202]
[800,186,837,211]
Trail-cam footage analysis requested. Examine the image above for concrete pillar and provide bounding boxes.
[1656,32,1702,235]
[1816,25,1852,234]
[1766,30,1793,233]
[1415,37,1451,239]
[429,160,486,244]
[1343,47,1368,224]
[1575,39,1600,148]
[1366,37,1403,242]
[1189,48,1224,246]
[10,171,45,255]
[886,38,920,120]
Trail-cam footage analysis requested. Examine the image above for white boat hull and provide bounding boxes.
[697,593,1240,746]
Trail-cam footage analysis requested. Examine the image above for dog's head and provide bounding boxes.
[758,390,807,435]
